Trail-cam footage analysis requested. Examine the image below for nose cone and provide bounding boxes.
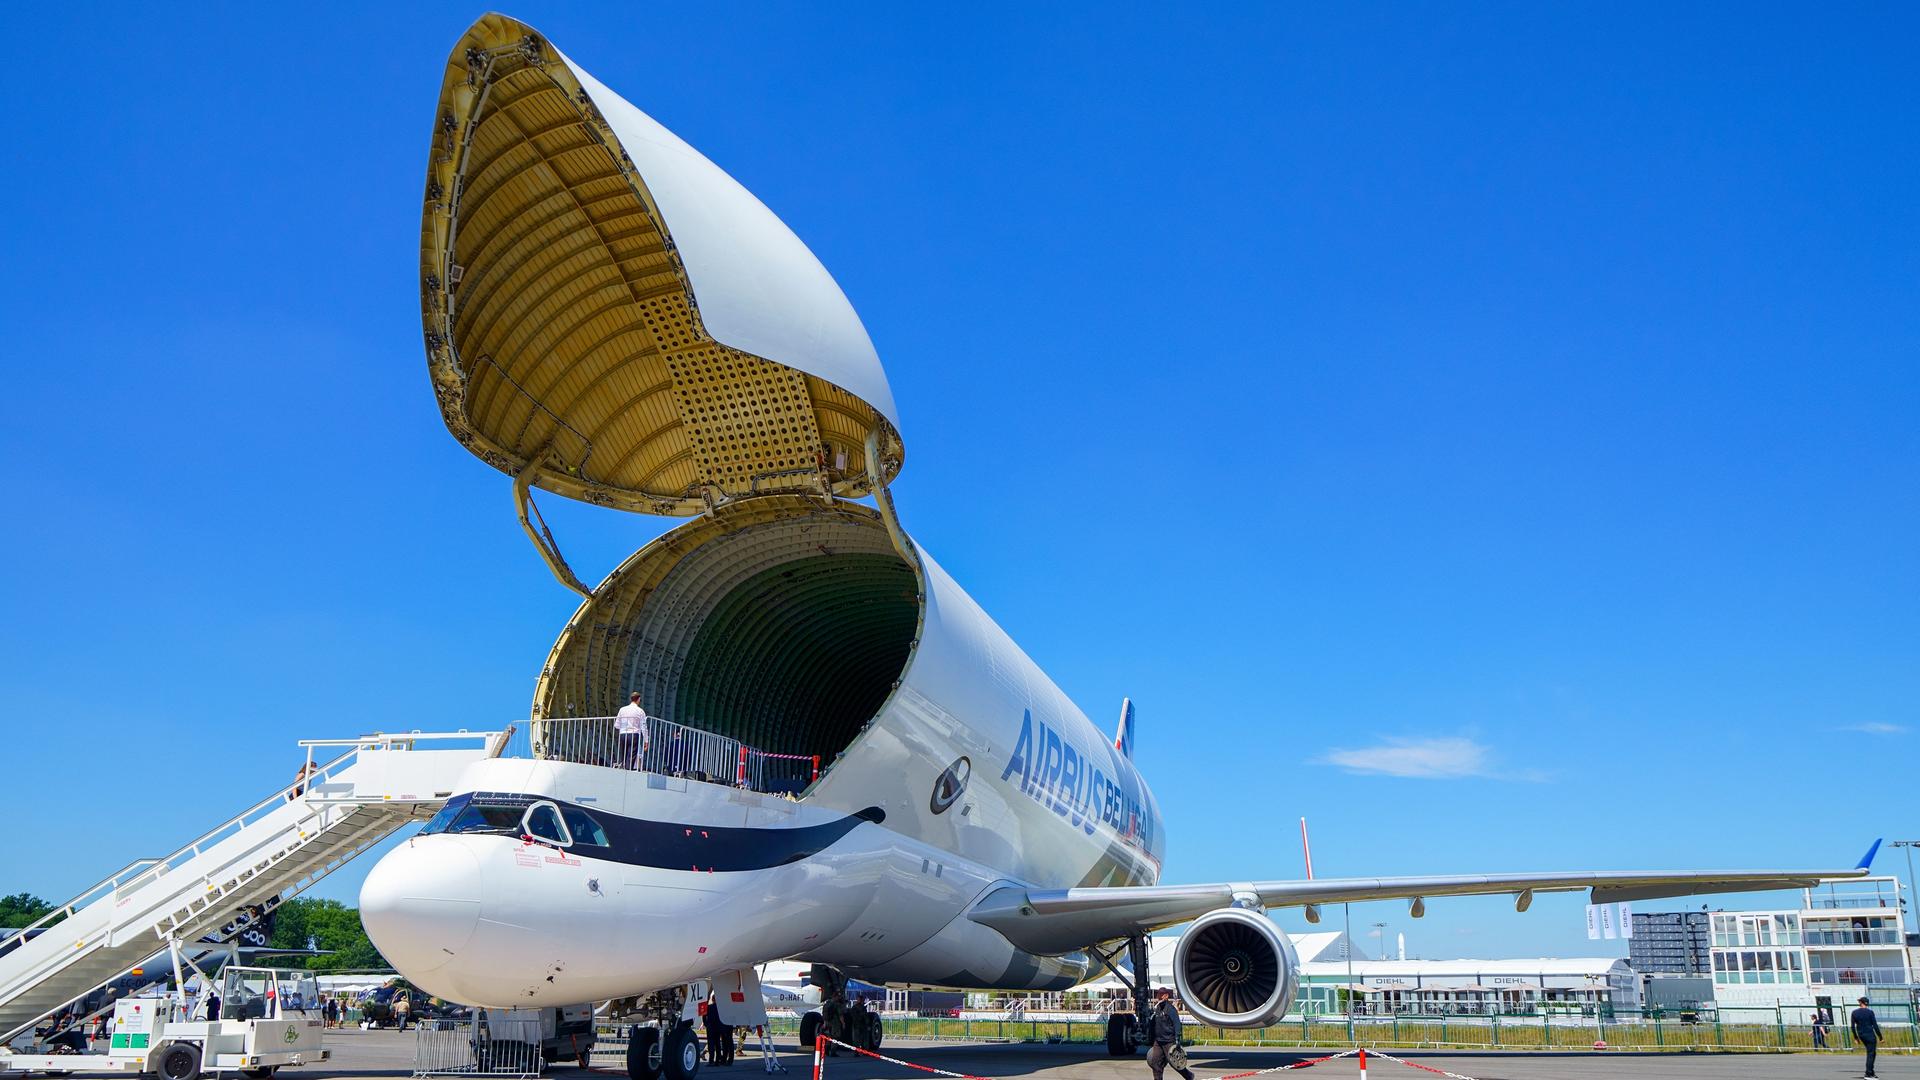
[360,839,482,981]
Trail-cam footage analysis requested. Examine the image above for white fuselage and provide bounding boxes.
[361,537,1167,1007]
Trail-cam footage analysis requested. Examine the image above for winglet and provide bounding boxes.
[1856,838,1882,870]
[1114,698,1135,759]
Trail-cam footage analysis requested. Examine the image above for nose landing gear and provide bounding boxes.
[623,987,702,1080]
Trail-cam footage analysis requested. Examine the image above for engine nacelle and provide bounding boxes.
[1173,907,1300,1028]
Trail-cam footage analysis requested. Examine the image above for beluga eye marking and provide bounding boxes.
[929,756,971,814]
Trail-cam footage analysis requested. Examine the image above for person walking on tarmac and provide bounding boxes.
[1852,996,1882,1078]
[1146,988,1194,1080]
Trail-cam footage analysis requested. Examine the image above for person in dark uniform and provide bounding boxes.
[1146,988,1194,1080]
[205,991,222,1022]
[820,993,846,1056]
[1851,996,1881,1078]
[703,996,723,1064]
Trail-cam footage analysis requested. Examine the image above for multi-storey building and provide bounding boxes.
[1707,876,1912,1006]
[1630,911,1711,974]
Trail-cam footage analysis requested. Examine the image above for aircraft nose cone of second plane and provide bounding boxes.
[360,838,483,980]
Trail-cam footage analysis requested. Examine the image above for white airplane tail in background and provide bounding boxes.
[1113,698,1135,759]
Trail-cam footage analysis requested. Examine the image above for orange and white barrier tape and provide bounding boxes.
[1349,1048,1484,1080]
[818,1036,995,1080]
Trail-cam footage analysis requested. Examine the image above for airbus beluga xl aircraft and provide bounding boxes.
[361,14,1867,1077]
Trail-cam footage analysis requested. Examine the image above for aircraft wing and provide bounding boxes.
[969,862,1872,955]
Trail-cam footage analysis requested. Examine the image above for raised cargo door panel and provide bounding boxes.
[421,14,903,518]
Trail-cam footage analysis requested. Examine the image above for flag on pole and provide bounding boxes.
[1600,903,1617,940]
[1618,902,1633,939]
[1585,905,1600,940]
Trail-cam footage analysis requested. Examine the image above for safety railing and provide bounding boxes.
[528,716,818,795]
[1805,929,1905,946]
[1809,966,1912,985]
[415,1010,545,1077]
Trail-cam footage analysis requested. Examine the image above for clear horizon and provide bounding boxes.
[1,2,1914,964]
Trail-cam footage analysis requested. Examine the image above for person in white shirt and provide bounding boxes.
[615,692,650,770]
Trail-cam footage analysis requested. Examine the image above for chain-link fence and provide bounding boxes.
[417,1011,547,1077]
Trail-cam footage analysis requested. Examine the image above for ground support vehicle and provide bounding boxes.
[0,968,327,1079]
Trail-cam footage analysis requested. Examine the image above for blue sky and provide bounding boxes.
[1,3,1914,961]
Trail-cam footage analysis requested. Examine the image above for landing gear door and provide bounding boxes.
[713,968,768,1028]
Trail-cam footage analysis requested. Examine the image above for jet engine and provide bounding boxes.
[1172,907,1300,1028]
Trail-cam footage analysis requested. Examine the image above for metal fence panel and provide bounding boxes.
[416,1012,546,1078]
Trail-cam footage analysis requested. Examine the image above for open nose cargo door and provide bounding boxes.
[419,16,926,764]
[420,13,907,594]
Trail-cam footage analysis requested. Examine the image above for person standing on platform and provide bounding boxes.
[1851,996,1881,1078]
[616,692,650,770]
[1146,988,1194,1080]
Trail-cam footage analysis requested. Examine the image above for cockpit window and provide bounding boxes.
[421,795,470,835]
[560,806,609,847]
[439,803,529,836]
[523,803,569,846]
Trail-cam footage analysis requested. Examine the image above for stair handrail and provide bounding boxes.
[18,726,499,937]
[107,730,500,906]
[0,858,161,954]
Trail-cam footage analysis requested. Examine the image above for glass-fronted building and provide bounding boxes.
[1707,876,1912,1006]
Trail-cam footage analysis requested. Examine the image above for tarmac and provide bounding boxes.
[311,1027,1915,1080]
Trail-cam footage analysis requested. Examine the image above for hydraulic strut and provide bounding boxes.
[1126,934,1153,1047]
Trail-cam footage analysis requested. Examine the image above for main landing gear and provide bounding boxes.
[1096,935,1152,1057]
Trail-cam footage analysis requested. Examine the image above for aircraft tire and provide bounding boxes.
[1105,1015,1136,1057]
[797,1013,819,1053]
[662,1023,700,1080]
[865,1023,882,1053]
[158,1041,202,1080]
[627,1025,662,1080]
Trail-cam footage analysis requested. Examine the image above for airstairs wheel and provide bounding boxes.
[662,1023,700,1080]
[627,1026,662,1080]
[158,1042,202,1080]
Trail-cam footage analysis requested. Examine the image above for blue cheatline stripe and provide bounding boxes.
[432,793,887,872]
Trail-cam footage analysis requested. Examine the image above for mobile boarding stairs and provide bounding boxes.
[0,730,505,1051]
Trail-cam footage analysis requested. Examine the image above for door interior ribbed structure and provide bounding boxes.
[535,499,922,762]
[421,16,898,516]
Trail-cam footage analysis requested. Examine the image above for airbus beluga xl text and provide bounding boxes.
[361,14,1868,1075]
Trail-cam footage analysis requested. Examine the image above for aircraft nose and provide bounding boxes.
[360,839,482,979]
